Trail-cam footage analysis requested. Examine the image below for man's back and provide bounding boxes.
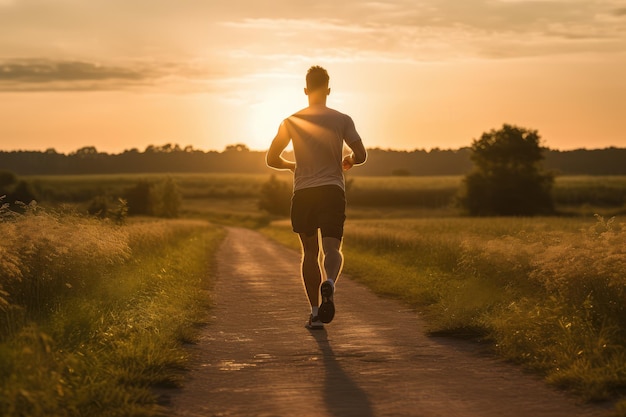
[285,105,361,191]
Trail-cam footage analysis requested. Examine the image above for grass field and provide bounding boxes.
[7,173,626,415]
[0,204,223,417]
[260,214,626,413]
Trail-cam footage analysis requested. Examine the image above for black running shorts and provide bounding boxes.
[291,185,346,240]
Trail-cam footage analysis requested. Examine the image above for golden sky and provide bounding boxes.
[1,0,625,153]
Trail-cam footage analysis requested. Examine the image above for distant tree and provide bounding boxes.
[459,124,554,216]
[72,146,99,157]
[225,143,250,152]
[258,175,291,216]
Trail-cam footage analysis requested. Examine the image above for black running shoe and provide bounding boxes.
[305,314,324,330]
[318,281,335,323]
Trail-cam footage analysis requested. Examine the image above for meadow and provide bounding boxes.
[4,172,626,415]
[0,202,223,416]
[261,215,626,411]
[25,172,626,220]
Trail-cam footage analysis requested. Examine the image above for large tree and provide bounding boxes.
[460,124,554,216]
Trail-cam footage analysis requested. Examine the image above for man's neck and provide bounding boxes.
[308,97,327,107]
[307,89,328,107]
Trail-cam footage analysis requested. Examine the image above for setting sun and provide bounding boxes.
[245,75,304,150]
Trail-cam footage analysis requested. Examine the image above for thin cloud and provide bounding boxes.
[220,0,626,64]
[0,59,149,83]
[0,59,225,92]
[613,7,626,16]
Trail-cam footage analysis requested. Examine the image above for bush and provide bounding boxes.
[122,178,181,218]
[152,177,182,218]
[123,181,154,216]
[0,171,17,189]
[258,175,291,216]
[0,171,38,210]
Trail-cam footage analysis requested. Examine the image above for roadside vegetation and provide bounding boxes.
[261,215,626,413]
[4,170,626,414]
[0,203,223,417]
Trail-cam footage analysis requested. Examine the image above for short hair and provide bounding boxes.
[306,66,329,92]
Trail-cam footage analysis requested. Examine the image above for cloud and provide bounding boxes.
[218,0,626,64]
[0,58,229,92]
[0,59,149,82]
[1,0,624,93]
[613,7,626,16]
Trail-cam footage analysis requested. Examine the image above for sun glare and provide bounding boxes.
[245,80,303,151]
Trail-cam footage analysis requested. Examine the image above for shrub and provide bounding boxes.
[122,178,181,218]
[152,177,182,218]
[258,175,291,216]
[123,181,154,216]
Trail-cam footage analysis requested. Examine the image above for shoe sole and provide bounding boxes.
[318,281,335,324]
[305,322,325,330]
[305,315,324,330]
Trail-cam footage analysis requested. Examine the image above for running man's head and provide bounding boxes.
[305,66,330,103]
[306,66,329,92]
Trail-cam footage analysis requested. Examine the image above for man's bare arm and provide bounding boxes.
[342,139,367,171]
[266,122,296,172]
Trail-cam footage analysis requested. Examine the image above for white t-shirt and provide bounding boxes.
[283,105,362,191]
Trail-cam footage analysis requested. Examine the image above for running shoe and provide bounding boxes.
[318,281,335,323]
[305,314,324,330]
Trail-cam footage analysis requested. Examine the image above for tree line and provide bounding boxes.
[1,143,625,176]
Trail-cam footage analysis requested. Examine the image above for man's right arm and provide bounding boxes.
[266,121,296,172]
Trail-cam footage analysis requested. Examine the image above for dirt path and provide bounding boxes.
[166,227,612,417]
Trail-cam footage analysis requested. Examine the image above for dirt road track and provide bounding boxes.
[166,227,612,417]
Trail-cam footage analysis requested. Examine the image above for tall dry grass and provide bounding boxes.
[350,215,626,403]
[263,215,626,409]
[0,202,131,329]
[0,200,222,417]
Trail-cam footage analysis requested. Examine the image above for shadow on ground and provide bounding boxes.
[310,328,376,417]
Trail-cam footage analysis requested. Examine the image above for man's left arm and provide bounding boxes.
[343,139,367,171]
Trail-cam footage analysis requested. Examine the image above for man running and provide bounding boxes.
[266,65,367,330]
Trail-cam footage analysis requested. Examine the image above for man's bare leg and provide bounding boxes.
[318,236,341,323]
[322,236,343,284]
[298,232,322,309]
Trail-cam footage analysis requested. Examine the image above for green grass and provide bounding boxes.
[260,214,626,412]
[0,207,224,417]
